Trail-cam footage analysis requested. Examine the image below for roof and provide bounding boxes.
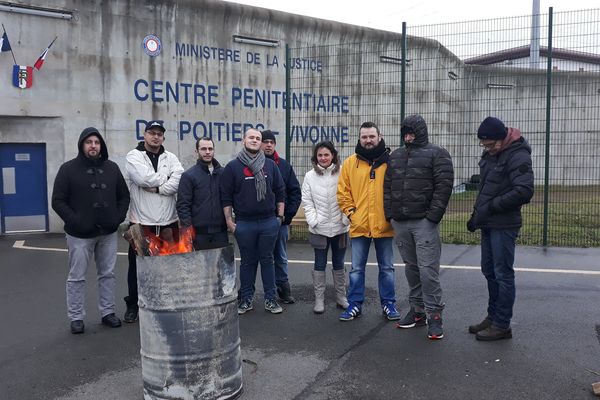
[463,45,600,66]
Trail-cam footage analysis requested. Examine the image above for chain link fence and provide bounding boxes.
[287,8,600,247]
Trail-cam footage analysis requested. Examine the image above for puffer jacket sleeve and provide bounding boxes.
[158,153,184,196]
[426,147,454,223]
[383,157,393,220]
[490,149,534,213]
[337,158,355,218]
[126,150,167,188]
[302,171,318,228]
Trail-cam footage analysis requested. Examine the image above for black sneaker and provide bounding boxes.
[70,320,84,334]
[123,296,139,323]
[238,298,253,315]
[396,308,427,329]
[277,282,296,304]
[427,313,444,340]
[468,317,492,334]
[264,299,283,314]
[101,313,122,328]
[476,325,512,341]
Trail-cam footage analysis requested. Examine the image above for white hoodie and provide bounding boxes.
[302,163,349,238]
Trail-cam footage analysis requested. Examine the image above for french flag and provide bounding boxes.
[34,36,57,70]
[13,65,33,89]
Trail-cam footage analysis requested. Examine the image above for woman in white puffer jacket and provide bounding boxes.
[302,141,350,314]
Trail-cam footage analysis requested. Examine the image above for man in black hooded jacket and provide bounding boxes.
[384,114,454,340]
[52,127,130,334]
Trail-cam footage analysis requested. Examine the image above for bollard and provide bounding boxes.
[137,245,242,400]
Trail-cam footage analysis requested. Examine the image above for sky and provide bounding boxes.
[224,0,599,31]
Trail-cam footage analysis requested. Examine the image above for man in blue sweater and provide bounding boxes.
[221,128,286,314]
[260,130,301,304]
[177,137,228,250]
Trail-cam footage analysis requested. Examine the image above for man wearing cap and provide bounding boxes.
[52,127,130,334]
[467,116,534,341]
[123,121,184,323]
[384,114,454,340]
[221,128,286,315]
[177,136,228,250]
[260,130,301,304]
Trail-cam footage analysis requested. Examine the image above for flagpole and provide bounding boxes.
[1,23,17,65]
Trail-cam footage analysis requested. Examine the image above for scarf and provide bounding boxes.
[237,148,267,201]
[355,138,387,162]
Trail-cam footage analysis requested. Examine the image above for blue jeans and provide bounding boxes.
[480,228,519,329]
[234,217,280,301]
[274,224,289,286]
[347,236,395,306]
[314,233,347,271]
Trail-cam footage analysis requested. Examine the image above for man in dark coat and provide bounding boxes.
[467,116,534,341]
[177,137,228,250]
[52,127,130,334]
[384,114,454,340]
[260,130,301,303]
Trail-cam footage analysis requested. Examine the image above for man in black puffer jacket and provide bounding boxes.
[466,117,534,342]
[52,127,130,334]
[383,114,454,340]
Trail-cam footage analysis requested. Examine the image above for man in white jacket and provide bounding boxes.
[123,121,183,323]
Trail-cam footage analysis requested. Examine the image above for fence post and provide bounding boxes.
[285,43,291,160]
[401,21,407,123]
[542,7,553,247]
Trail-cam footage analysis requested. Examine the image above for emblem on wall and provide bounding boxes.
[142,34,162,57]
[12,65,33,89]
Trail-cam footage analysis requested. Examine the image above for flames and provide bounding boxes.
[145,226,195,256]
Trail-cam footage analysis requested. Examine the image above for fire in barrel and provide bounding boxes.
[128,224,242,400]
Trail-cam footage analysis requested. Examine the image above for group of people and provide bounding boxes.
[51,114,533,343]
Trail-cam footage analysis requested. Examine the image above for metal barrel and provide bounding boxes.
[137,245,242,400]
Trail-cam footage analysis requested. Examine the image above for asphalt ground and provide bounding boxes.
[1,233,600,399]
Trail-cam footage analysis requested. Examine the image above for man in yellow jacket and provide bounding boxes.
[337,122,400,321]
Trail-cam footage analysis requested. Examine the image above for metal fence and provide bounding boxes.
[286,8,600,247]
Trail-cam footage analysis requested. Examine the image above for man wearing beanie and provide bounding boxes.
[260,130,301,304]
[467,116,534,341]
[384,114,454,340]
[52,127,130,334]
[337,121,400,322]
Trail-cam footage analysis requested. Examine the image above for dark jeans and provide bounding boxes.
[314,233,347,271]
[193,231,229,250]
[273,224,289,285]
[127,221,179,303]
[480,228,519,329]
[234,217,280,301]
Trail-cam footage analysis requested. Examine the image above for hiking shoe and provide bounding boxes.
[277,282,296,304]
[396,308,427,329]
[382,303,401,321]
[101,313,122,328]
[70,320,84,334]
[123,296,138,323]
[427,313,444,340]
[468,317,492,334]
[476,325,512,341]
[339,303,361,321]
[264,299,283,314]
[238,298,253,315]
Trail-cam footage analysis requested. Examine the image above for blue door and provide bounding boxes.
[0,143,48,233]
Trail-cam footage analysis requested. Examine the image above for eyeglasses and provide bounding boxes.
[146,130,164,137]
[479,140,497,148]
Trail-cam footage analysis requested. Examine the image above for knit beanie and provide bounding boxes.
[261,130,276,143]
[477,117,507,140]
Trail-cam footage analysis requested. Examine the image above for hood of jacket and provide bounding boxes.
[78,127,108,161]
[401,114,429,147]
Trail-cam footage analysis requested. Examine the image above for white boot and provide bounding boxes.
[332,269,349,309]
[313,270,326,314]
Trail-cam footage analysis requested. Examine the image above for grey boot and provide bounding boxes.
[313,270,326,314]
[332,269,349,309]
